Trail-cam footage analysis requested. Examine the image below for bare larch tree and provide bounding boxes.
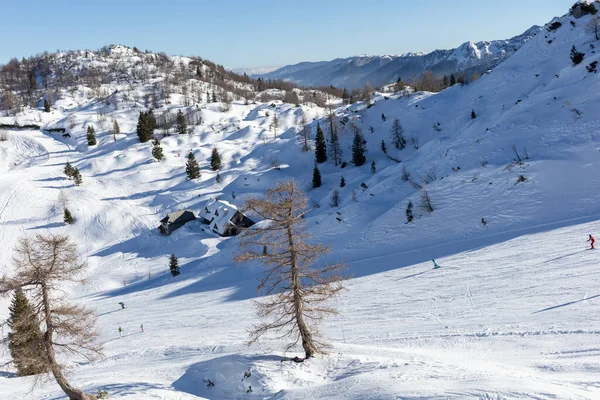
[235,180,345,360]
[0,234,102,400]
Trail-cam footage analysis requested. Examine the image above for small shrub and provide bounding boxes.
[587,61,598,73]
[570,45,585,65]
[96,390,109,399]
[406,201,414,223]
[471,109,477,119]
[547,21,562,31]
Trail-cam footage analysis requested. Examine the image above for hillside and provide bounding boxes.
[258,26,542,90]
[1,2,600,399]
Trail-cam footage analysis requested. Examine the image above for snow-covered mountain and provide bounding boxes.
[1,2,600,399]
[259,25,542,89]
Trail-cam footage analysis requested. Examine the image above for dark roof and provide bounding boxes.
[160,210,196,225]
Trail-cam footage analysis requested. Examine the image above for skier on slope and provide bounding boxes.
[119,302,125,309]
[432,259,441,269]
[118,326,123,339]
[588,234,595,249]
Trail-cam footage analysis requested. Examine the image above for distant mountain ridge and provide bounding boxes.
[258,25,542,89]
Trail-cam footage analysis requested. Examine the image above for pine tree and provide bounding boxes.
[43,99,50,113]
[327,111,342,166]
[390,119,406,150]
[312,165,322,188]
[176,110,187,134]
[406,201,414,223]
[471,109,476,119]
[7,289,48,376]
[64,161,74,179]
[450,73,456,86]
[340,176,346,187]
[63,208,74,224]
[315,124,327,163]
[72,168,82,186]
[136,110,155,142]
[169,254,180,277]
[210,147,222,171]
[151,138,164,161]
[351,126,367,166]
[381,113,386,121]
[381,140,387,154]
[371,161,376,173]
[86,126,96,146]
[185,151,200,180]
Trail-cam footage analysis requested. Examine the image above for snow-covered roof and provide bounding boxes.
[199,199,240,235]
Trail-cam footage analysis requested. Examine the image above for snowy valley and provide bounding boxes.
[1,2,600,399]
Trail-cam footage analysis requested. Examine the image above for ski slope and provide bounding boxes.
[1,3,600,399]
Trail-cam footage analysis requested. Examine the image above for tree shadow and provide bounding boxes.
[533,294,600,314]
[47,382,166,400]
[34,177,66,182]
[0,371,17,378]
[27,222,64,230]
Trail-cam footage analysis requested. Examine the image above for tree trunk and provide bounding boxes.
[41,284,92,400]
[286,225,317,359]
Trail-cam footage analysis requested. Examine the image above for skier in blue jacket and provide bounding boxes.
[432,259,441,269]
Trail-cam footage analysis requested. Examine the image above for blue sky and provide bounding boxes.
[0,0,573,68]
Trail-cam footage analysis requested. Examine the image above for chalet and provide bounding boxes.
[159,210,196,235]
[198,199,254,237]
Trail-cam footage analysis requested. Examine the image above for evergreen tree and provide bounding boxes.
[7,290,48,376]
[216,171,221,183]
[442,75,449,88]
[406,201,414,223]
[64,161,74,179]
[72,168,82,186]
[63,208,74,224]
[381,139,387,154]
[151,138,164,161]
[351,127,367,166]
[312,165,322,188]
[340,176,346,188]
[86,125,96,146]
[450,73,456,86]
[371,161,376,173]
[43,99,50,113]
[471,109,477,119]
[176,109,187,134]
[390,119,406,149]
[210,147,222,171]
[314,124,327,163]
[381,113,386,121]
[136,110,155,142]
[169,254,180,277]
[185,151,200,180]
[212,91,217,103]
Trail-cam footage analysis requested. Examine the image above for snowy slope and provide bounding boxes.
[259,26,542,89]
[1,3,600,399]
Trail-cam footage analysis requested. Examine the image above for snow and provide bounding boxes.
[1,4,600,399]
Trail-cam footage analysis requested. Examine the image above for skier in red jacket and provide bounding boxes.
[588,234,595,249]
